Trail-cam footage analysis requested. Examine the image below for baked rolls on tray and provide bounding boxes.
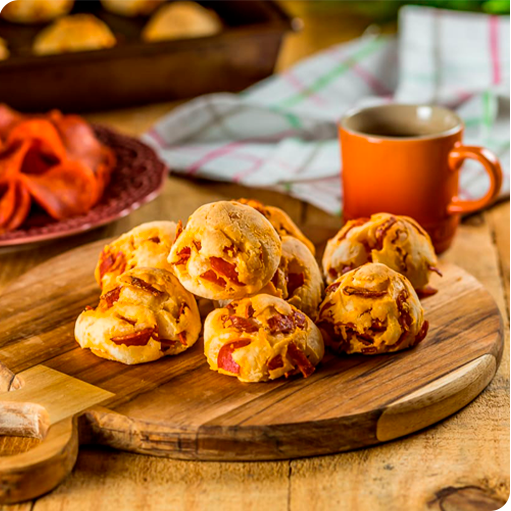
[237,198,315,255]
[317,263,428,355]
[76,267,200,364]
[1,0,73,24]
[33,14,116,56]
[142,1,222,42]
[100,0,163,17]
[168,201,281,300]
[204,295,324,383]
[323,213,439,290]
[96,221,178,292]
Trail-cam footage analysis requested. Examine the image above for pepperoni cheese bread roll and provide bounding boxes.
[263,236,323,318]
[2,0,73,24]
[323,213,439,291]
[101,0,162,17]
[168,201,281,300]
[76,267,200,364]
[237,198,315,255]
[95,221,178,291]
[204,294,324,382]
[317,263,428,355]
[33,14,116,56]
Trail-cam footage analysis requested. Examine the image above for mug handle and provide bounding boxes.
[447,145,503,215]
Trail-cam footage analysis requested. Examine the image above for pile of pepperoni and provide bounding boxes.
[0,104,115,233]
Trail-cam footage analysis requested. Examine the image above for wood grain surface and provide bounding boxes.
[0,229,504,503]
[0,2,508,509]
[0,188,508,511]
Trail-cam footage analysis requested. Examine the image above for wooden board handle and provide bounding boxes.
[0,364,114,503]
[0,416,79,504]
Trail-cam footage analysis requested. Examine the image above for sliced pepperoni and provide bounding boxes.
[357,333,374,346]
[200,269,226,287]
[267,313,294,334]
[177,302,188,320]
[173,246,191,265]
[414,320,429,344]
[287,272,304,297]
[217,339,251,374]
[49,111,115,195]
[210,257,245,286]
[128,277,164,296]
[374,217,397,250]
[339,217,370,241]
[268,354,284,371]
[396,290,413,331]
[0,139,30,183]
[293,310,307,329]
[428,266,443,277]
[326,282,341,294]
[110,327,156,347]
[98,249,126,282]
[159,339,179,351]
[0,181,16,228]
[0,104,23,141]
[116,315,137,326]
[102,286,121,308]
[416,286,438,299]
[228,315,259,333]
[246,303,255,318]
[286,342,315,378]
[343,286,387,298]
[178,332,187,346]
[21,160,98,219]
[175,220,183,241]
[370,318,387,332]
[319,301,335,316]
[223,244,236,257]
[5,181,31,231]
[8,119,67,170]
[361,346,379,354]
[193,240,202,251]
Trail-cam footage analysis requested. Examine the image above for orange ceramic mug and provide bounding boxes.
[340,104,503,253]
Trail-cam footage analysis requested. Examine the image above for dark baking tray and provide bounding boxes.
[0,0,295,112]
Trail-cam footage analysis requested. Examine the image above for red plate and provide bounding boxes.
[0,125,167,248]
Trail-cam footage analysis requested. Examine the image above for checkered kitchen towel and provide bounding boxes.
[144,6,510,216]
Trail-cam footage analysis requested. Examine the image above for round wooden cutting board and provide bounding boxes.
[0,239,503,503]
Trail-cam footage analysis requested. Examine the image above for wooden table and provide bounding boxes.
[0,3,509,510]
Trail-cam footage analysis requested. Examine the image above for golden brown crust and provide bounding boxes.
[323,213,438,290]
[168,201,281,300]
[33,14,116,55]
[317,263,427,355]
[142,1,222,42]
[75,267,201,364]
[100,0,162,17]
[204,294,324,382]
[258,236,323,318]
[2,0,73,24]
[95,221,177,292]
[237,198,315,255]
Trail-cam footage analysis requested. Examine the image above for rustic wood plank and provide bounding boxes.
[487,202,510,314]
[0,246,502,464]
